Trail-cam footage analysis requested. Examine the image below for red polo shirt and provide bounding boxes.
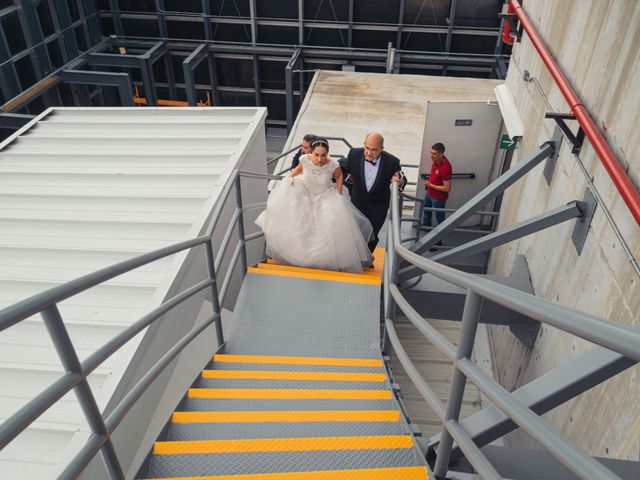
[427,155,452,201]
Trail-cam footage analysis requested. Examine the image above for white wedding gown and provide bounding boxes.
[255,155,374,273]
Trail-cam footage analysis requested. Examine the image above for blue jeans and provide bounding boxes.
[421,195,447,227]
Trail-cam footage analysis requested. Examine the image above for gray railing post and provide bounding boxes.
[204,241,225,347]
[235,175,249,273]
[383,190,401,354]
[381,227,393,354]
[41,304,125,480]
[433,290,482,479]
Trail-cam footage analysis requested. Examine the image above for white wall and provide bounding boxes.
[487,0,639,460]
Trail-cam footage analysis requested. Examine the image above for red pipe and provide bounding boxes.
[509,0,640,226]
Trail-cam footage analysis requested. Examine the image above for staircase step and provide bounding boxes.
[248,266,380,286]
[261,261,380,278]
[153,435,413,455]
[181,398,394,413]
[145,461,426,479]
[201,369,386,383]
[187,388,391,400]
[165,421,408,441]
[213,354,383,368]
[195,378,387,390]
[171,410,400,424]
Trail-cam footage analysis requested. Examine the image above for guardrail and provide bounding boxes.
[0,169,282,479]
[383,182,640,480]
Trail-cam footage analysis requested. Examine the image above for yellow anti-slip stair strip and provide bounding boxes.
[145,465,427,480]
[172,410,400,423]
[188,388,392,400]
[213,354,382,368]
[153,435,413,455]
[201,369,386,382]
[259,261,381,278]
[247,266,380,285]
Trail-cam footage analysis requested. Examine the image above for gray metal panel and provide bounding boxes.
[195,378,390,391]
[145,449,421,477]
[165,421,409,441]
[224,273,381,358]
[182,398,396,412]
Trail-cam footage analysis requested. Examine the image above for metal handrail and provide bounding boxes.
[0,169,282,478]
[384,182,639,480]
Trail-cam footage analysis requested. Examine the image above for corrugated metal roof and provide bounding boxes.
[0,107,266,479]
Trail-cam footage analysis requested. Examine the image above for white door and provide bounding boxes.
[414,100,504,225]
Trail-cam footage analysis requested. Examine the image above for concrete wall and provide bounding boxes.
[487,1,640,460]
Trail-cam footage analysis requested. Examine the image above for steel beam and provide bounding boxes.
[408,142,555,259]
[62,70,134,106]
[81,0,102,45]
[87,53,141,68]
[14,0,52,78]
[285,48,301,132]
[252,54,261,106]
[396,0,405,48]
[1,37,111,112]
[347,0,354,48]
[156,0,168,38]
[249,0,257,45]
[431,202,584,265]
[111,37,505,67]
[208,52,220,106]
[182,43,208,106]
[0,24,21,99]
[201,0,212,41]
[298,0,304,45]
[101,11,499,37]
[108,0,123,36]
[0,112,34,128]
[442,0,459,75]
[53,0,80,59]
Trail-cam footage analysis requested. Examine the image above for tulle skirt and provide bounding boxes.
[255,176,374,273]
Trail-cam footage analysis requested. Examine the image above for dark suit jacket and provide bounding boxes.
[340,148,404,234]
[290,148,304,170]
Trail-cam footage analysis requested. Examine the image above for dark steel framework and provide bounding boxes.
[0,0,509,137]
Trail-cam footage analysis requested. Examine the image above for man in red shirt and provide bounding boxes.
[421,142,452,227]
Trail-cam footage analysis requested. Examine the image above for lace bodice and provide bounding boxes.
[299,155,338,194]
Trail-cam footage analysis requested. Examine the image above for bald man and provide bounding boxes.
[340,132,405,252]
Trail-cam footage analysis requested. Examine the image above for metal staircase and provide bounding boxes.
[140,256,428,479]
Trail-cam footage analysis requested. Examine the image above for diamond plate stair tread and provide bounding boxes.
[223,273,380,358]
[213,354,382,368]
[145,449,421,477]
[144,465,427,480]
[205,362,383,373]
[153,435,413,454]
[165,421,409,441]
[195,378,390,391]
[181,398,395,412]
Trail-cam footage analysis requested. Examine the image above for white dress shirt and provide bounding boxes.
[364,156,381,191]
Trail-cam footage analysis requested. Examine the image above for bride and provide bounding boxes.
[256,138,374,273]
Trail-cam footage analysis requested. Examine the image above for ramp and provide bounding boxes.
[141,252,428,479]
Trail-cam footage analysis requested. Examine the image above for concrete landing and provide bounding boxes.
[276,71,501,193]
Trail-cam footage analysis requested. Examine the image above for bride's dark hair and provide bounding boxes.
[311,138,330,151]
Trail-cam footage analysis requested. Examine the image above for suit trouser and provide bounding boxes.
[365,206,386,253]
